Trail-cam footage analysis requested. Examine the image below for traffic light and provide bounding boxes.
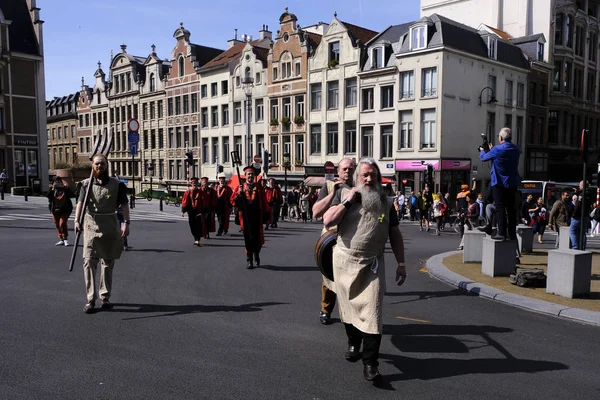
[593,173,600,187]
[424,164,434,189]
[262,149,270,175]
[185,151,194,165]
[218,165,224,173]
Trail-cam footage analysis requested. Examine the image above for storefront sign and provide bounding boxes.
[14,139,38,146]
[395,160,440,171]
[441,159,471,171]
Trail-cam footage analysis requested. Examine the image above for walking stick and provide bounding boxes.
[231,151,251,241]
[69,130,113,272]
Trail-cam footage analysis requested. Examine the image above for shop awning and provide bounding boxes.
[303,176,326,187]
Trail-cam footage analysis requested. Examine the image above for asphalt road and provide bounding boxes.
[1,197,599,399]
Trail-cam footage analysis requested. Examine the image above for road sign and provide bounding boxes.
[128,132,140,143]
[253,155,262,163]
[120,179,128,184]
[324,161,335,174]
[386,163,394,169]
[127,118,140,133]
[130,143,138,156]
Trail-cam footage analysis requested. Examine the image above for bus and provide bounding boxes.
[518,180,598,207]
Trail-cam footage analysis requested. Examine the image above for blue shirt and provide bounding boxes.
[480,141,521,188]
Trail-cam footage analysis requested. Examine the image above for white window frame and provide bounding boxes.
[487,36,497,59]
[399,111,413,149]
[420,109,436,149]
[400,71,415,100]
[371,47,383,69]
[410,26,427,50]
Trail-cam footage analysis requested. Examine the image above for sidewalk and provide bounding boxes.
[426,250,600,326]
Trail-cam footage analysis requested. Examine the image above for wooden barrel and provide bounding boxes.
[314,230,337,281]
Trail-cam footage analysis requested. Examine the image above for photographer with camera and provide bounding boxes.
[479,127,521,241]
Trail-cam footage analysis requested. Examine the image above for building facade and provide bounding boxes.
[0,0,47,191]
[46,93,78,170]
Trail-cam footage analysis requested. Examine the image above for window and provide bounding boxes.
[273,67,278,80]
[85,114,89,127]
[221,80,228,95]
[555,13,564,46]
[361,127,374,157]
[537,42,544,62]
[399,111,413,149]
[283,97,291,119]
[211,138,218,164]
[310,83,322,111]
[142,104,148,120]
[234,102,242,124]
[548,111,558,144]
[329,41,340,62]
[566,15,574,48]
[211,82,218,97]
[96,89,101,104]
[422,68,437,97]
[411,26,426,50]
[487,36,497,59]
[202,138,209,163]
[201,107,208,128]
[211,106,219,127]
[344,121,357,154]
[178,57,185,77]
[326,123,338,154]
[150,129,156,149]
[345,78,357,107]
[235,136,242,158]
[381,125,393,158]
[191,126,198,147]
[327,81,339,109]
[295,95,304,118]
[191,94,198,113]
[270,99,279,120]
[502,79,512,106]
[529,81,537,105]
[167,98,173,116]
[157,100,163,119]
[158,129,164,149]
[295,62,301,76]
[201,85,207,98]
[381,85,394,109]
[575,25,585,57]
[115,77,120,93]
[93,113,97,126]
[282,62,292,79]
[175,97,181,115]
[270,136,279,164]
[149,74,156,92]
[400,71,415,100]
[255,99,264,122]
[589,33,598,62]
[574,67,584,99]
[563,61,572,92]
[505,114,513,133]
[222,137,230,163]
[486,112,496,142]
[176,127,182,148]
[150,102,155,119]
[588,72,596,102]
[371,47,383,68]
[515,82,524,107]
[310,125,321,155]
[236,76,241,87]
[183,95,189,114]
[421,109,436,149]
[167,128,174,148]
[295,135,304,163]
[362,88,374,111]
[222,105,229,126]
[255,72,261,84]
[58,127,62,139]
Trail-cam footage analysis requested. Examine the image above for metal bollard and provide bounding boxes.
[159,197,163,211]
[24,187,28,201]
[1,189,4,200]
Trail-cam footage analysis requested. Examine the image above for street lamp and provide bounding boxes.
[147,162,154,198]
[242,75,254,167]
[478,86,498,106]
[283,152,291,196]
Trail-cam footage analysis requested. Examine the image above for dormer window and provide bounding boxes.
[329,41,340,62]
[410,25,426,50]
[537,42,544,61]
[150,73,156,92]
[371,47,383,69]
[487,36,497,59]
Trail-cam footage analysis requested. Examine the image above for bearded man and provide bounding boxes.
[231,166,269,269]
[323,157,406,382]
[74,154,130,314]
[215,173,233,236]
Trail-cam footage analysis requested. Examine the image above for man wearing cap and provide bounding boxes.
[181,177,204,246]
[216,173,233,236]
[199,177,217,239]
[231,166,269,269]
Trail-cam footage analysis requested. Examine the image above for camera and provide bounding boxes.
[478,133,490,153]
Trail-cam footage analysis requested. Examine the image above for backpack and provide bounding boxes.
[509,268,547,288]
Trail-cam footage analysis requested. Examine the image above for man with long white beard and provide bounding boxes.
[74,154,130,314]
[323,157,407,382]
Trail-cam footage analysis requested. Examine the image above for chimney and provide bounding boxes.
[259,24,272,41]
[228,28,244,48]
[120,43,127,53]
[248,35,253,42]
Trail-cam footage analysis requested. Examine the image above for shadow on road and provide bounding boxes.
[129,248,185,253]
[377,323,569,384]
[111,301,288,320]
[258,265,318,272]
[386,289,476,304]
[0,225,56,230]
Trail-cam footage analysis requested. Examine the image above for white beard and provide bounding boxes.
[358,183,384,212]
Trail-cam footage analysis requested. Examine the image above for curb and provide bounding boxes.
[426,251,600,327]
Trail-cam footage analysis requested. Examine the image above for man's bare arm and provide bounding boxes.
[323,203,347,230]
[312,188,337,219]
[389,226,405,265]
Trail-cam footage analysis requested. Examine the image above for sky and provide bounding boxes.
[40,0,420,99]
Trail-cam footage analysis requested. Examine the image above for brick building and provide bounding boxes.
[46,92,78,170]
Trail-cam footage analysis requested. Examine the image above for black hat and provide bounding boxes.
[243,166,257,173]
[190,177,199,182]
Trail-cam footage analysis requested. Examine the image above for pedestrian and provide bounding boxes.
[0,168,8,194]
[216,173,233,236]
[231,166,269,269]
[432,192,446,235]
[530,196,547,243]
[269,178,283,228]
[322,157,406,382]
[569,194,586,250]
[457,193,480,250]
[46,176,74,246]
[548,191,571,249]
[418,186,433,231]
[300,187,310,223]
[521,194,534,226]
[287,186,299,220]
[409,191,417,221]
[74,154,129,314]
[181,177,204,246]
[199,177,217,239]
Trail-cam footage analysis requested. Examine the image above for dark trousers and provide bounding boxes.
[187,212,203,241]
[272,203,281,225]
[321,279,336,314]
[344,323,382,366]
[491,186,517,239]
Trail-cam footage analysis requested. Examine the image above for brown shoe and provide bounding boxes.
[83,301,95,314]
[101,299,113,310]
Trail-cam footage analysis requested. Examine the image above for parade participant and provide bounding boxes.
[74,154,129,314]
[200,177,217,239]
[323,157,406,382]
[47,176,74,246]
[268,178,283,228]
[231,166,269,269]
[264,177,274,230]
[181,177,204,246]
[216,173,233,236]
[312,157,356,325]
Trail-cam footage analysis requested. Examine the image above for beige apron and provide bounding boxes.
[82,177,123,260]
[332,188,392,334]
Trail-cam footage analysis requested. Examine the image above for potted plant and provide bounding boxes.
[270,118,279,127]
[294,115,305,125]
[328,59,339,69]
[281,117,291,127]
[295,159,304,166]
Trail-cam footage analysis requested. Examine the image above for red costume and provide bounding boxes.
[181,186,205,243]
[231,181,269,254]
[216,182,233,234]
[199,179,217,236]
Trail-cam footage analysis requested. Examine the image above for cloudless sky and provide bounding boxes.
[40,0,420,99]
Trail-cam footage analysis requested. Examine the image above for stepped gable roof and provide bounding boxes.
[0,0,39,55]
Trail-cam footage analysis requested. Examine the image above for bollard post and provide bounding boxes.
[24,187,28,201]
[159,197,163,211]
[1,189,4,200]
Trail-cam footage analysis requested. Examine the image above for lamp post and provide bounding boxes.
[242,75,254,167]
[283,152,290,196]
[478,86,498,106]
